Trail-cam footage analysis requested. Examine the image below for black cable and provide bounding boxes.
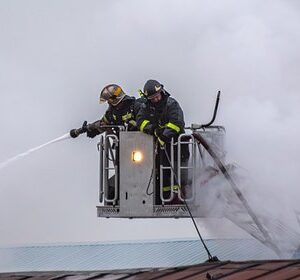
[146,168,154,195]
[162,145,219,262]
[145,141,160,196]
[105,154,113,162]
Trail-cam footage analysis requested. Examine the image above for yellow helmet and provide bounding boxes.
[99,84,126,106]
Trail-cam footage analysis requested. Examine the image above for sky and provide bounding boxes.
[0,0,300,247]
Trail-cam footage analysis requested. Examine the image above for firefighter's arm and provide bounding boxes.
[70,119,106,139]
[85,111,110,138]
[136,105,155,135]
[159,101,185,143]
[85,120,104,138]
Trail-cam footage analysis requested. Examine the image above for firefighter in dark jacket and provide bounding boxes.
[83,84,144,204]
[85,84,142,138]
[137,80,185,144]
[137,79,189,204]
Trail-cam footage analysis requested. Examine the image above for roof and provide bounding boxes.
[0,238,281,273]
[1,260,300,279]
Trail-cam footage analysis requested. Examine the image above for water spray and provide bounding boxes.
[0,119,121,171]
[0,133,70,171]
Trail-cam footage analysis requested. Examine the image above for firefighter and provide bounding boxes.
[85,84,142,138]
[137,80,185,144]
[137,79,189,204]
[74,84,144,205]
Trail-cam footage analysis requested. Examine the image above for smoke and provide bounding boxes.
[221,95,300,253]
[0,0,300,251]
[191,166,300,257]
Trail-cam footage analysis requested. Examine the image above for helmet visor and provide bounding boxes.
[147,91,162,100]
[99,85,125,105]
[108,92,126,106]
[99,96,107,104]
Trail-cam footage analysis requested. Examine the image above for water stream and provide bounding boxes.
[0,133,70,171]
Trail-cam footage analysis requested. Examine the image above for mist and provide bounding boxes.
[0,0,300,250]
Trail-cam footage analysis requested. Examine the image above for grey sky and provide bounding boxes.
[0,0,300,246]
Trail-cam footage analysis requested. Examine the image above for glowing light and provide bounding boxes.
[132,151,143,163]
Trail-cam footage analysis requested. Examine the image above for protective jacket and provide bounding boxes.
[87,96,144,138]
[137,92,185,144]
[102,96,139,129]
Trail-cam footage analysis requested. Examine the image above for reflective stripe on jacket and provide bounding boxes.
[136,93,185,141]
[101,96,144,130]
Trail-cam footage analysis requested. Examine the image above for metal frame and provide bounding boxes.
[98,127,125,206]
[103,134,119,204]
[177,134,196,202]
[159,138,175,203]
[97,205,190,218]
[97,127,226,218]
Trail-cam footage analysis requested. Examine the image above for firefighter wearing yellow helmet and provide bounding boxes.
[69,84,146,138]
[99,84,126,106]
[82,84,143,138]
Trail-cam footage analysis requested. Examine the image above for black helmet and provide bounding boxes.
[143,79,164,100]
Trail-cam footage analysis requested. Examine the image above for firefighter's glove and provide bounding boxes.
[81,120,88,133]
[70,120,88,138]
[86,130,99,138]
[143,124,154,135]
[86,122,100,138]
[154,128,168,146]
[127,120,137,131]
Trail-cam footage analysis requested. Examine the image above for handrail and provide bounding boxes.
[103,133,119,205]
[98,135,104,203]
[201,90,220,128]
[177,134,195,202]
[185,91,221,130]
[160,138,175,203]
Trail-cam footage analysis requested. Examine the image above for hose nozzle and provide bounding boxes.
[69,121,88,138]
[70,129,80,138]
